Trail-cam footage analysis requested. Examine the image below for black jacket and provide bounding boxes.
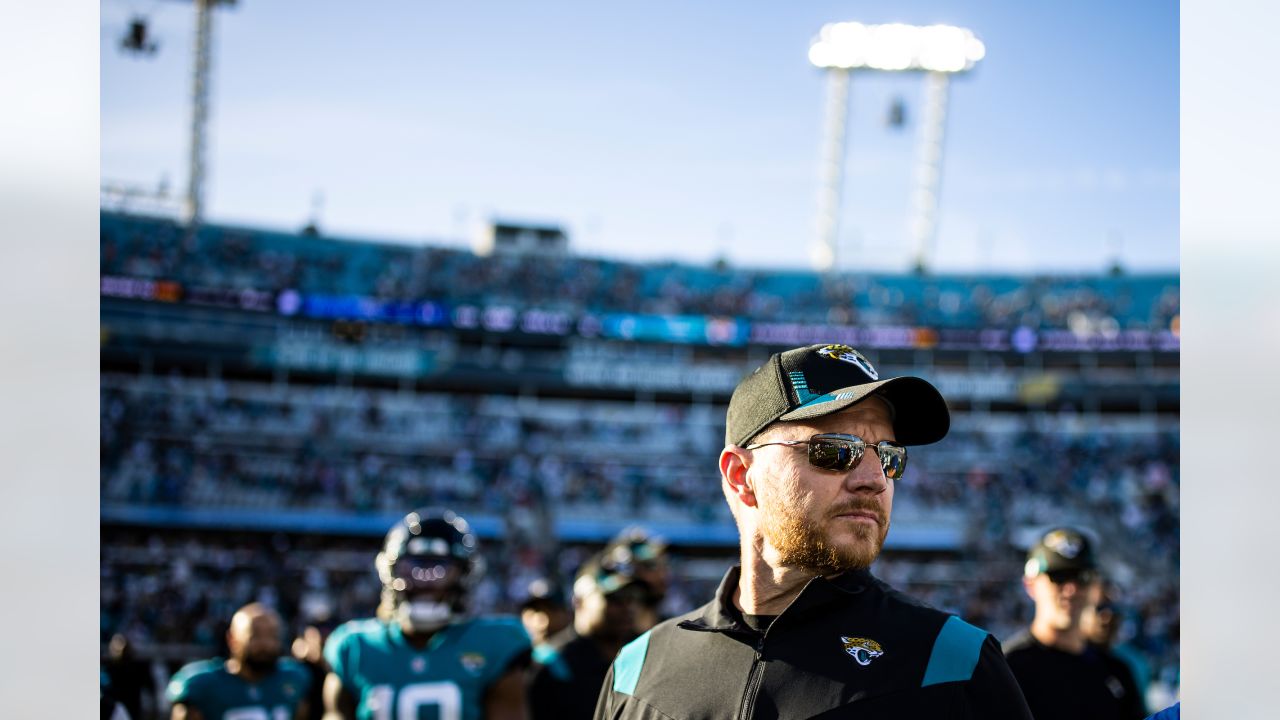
[531,627,615,720]
[1004,630,1147,720]
[594,566,1032,720]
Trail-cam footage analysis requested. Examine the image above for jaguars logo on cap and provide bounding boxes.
[840,636,885,666]
[816,345,879,380]
[1043,529,1083,559]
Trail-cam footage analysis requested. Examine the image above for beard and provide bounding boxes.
[759,495,888,576]
[242,654,279,675]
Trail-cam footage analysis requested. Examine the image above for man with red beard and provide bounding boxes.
[594,344,1031,720]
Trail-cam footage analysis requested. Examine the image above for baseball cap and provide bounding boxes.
[573,558,647,599]
[725,343,950,447]
[1024,527,1098,577]
[603,526,667,568]
[518,577,567,611]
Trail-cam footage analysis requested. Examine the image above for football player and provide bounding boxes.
[167,602,312,720]
[528,556,651,720]
[323,508,532,720]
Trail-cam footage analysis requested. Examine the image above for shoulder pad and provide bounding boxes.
[329,618,383,644]
[166,659,222,702]
[460,616,530,645]
[277,657,310,678]
[324,617,385,676]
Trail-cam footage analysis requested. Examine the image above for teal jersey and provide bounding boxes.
[166,658,311,720]
[324,616,531,720]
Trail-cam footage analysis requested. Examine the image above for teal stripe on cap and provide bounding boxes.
[611,630,652,696]
[789,371,817,402]
[921,616,986,687]
[796,390,855,408]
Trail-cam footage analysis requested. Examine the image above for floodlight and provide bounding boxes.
[121,18,158,55]
[807,20,985,273]
[808,22,985,73]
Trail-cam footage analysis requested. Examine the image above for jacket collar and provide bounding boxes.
[680,564,876,634]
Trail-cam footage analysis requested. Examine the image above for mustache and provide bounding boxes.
[829,499,887,525]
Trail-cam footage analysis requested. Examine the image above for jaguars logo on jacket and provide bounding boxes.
[841,637,885,666]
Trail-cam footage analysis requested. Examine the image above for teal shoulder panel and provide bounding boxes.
[531,643,559,665]
[921,615,987,687]
[532,643,572,682]
[611,630,652,696]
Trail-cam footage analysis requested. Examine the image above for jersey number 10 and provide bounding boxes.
[367,681,463,720]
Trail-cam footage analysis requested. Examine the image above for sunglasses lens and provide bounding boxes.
[809,439,860,471]
[1046,569,1097,585]
[876,442,908,479]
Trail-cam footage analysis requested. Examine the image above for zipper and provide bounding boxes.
[737,635,766,720]
[677,618,769,720]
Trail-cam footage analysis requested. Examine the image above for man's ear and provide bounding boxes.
[720,446,757,508]
[1021,575,1036,601]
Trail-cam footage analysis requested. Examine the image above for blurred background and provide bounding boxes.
[98,1,1178,717]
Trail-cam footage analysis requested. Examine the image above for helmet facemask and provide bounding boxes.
[387,556,468,633]
[376,509,483,634]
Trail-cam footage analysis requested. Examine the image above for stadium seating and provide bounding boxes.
[98,209,1179,703]
[101,211,1179,330]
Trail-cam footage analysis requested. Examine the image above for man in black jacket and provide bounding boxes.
[594,343,1032,720]
[1003,527,1147,720]
[530,556,652,720]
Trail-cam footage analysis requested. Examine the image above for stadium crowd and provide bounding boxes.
[99,211,1179,716]
[101,212,1179,332]
[100,371,1179,704]
[100,374,728,523]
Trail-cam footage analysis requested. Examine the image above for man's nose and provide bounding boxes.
[844,451,888,494]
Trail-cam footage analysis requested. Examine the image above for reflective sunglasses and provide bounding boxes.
[1044,569,1099,586]
[744,433,908,479]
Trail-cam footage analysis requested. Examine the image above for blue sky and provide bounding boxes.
[100,0,1177,273]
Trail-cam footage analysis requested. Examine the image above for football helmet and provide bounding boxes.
[376,508,483,633]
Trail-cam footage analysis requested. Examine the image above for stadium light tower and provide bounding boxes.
[184,0,237,227]
[808,22,985,273]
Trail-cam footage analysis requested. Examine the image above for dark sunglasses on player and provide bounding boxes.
[744,433,908,479]
[1044,568,1099,586]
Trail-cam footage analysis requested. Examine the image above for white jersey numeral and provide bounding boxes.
[223,707,289,720]
[367,681,463,720]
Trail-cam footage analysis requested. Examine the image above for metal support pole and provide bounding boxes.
[813,68,850,273]
[909,71,951,273]
[185,0,214,226]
